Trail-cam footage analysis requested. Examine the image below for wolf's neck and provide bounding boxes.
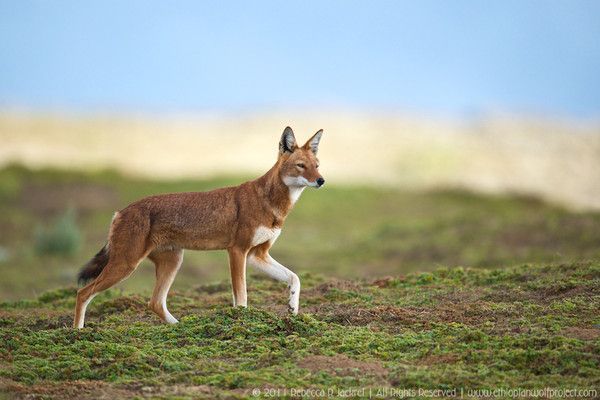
[256,164,303,222]
[287,186,305,205]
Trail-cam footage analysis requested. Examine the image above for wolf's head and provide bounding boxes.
[277,127,324,189]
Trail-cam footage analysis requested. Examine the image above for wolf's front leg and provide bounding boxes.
[247,253,300,314]
[227,247,248,308]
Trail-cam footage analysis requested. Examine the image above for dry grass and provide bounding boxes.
[1,111,600,210]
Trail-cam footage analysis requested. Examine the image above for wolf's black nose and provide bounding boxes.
[317,178,325,187]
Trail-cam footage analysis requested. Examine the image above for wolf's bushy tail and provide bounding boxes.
[77,244,110,285]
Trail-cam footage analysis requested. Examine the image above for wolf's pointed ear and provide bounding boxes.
[303,129,323,155]
[279,126,297,155]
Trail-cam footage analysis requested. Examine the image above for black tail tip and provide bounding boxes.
[77,268,97,285]
[77,244,109,285]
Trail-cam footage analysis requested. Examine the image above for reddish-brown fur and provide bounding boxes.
[74,127,324,328]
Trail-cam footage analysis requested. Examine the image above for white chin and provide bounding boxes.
[283,176,309,187]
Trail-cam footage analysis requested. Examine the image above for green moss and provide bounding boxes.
[1,262,598,397]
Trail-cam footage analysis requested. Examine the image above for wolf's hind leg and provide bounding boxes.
[74,257,145,329]
[148,249,184,324]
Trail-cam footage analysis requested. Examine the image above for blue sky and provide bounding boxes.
[1,1,599,117]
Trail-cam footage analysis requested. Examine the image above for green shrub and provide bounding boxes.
[34,207,82,257]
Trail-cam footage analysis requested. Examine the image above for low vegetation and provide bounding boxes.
[1,165,599,300]
[1,262,599,398]
[33,207,82,257]
[0,166,599,398]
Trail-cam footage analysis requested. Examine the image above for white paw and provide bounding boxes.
[165,313,179,324]
[288,305,299,315]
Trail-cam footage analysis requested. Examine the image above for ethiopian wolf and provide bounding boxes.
[74,127,324,328]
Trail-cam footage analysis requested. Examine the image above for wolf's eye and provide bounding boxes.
[296,163,305,168]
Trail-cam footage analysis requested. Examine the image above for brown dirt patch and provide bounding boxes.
[417,353,460,366]
[316,304,421,327]
[0,309,73,330]
[537,284,597,302]
[0,378,215,400]
[434,288,486,304]
[561,327,600,341]
[370,276,399,288]
[0,378,133,400]
[482,282,598,305]
[305,279,363,296]
[313,297,523,334]
[298,355,388,379]
[120,382,213,398]
[429,292,528,333]
[481,287,535,303]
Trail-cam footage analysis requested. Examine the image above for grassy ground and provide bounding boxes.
[1,164,600,300]
[0,166,599,398]
[1,262,598,399]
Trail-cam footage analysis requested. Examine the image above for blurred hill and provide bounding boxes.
[1,111,599,210]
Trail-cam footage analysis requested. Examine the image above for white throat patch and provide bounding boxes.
[282,176,311,204]
[288,186,305,205]
[251,226,282,246]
